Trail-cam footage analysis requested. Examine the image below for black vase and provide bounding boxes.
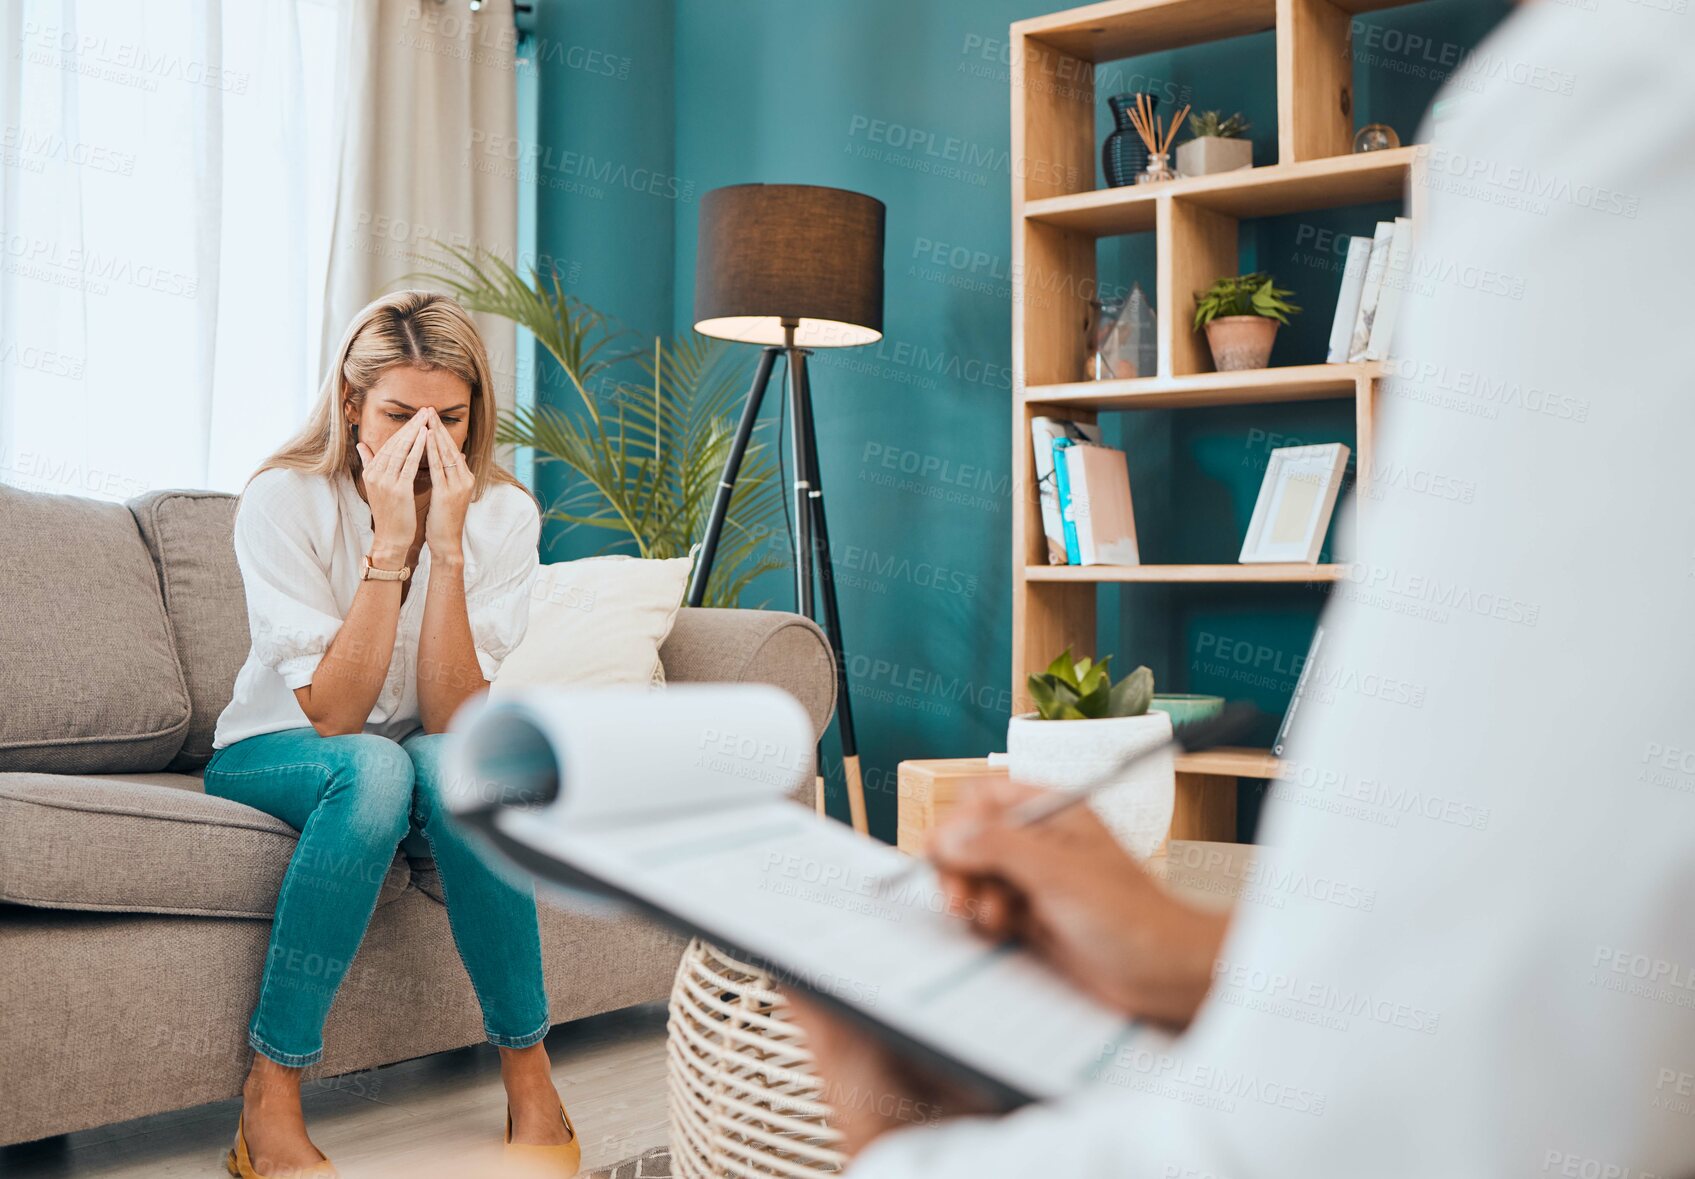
[1102,92,1157,188]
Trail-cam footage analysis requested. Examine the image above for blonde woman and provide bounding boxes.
[204,291,578,1178]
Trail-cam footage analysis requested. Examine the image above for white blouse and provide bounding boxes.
[211,465,542,750]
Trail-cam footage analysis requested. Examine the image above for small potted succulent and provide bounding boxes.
[1193,272,1300,372]
[1178,110,1253,177]
[1006,648,1175,859]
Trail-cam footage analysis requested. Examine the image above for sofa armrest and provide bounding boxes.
[659,608,837,744]
[660,609,836,809]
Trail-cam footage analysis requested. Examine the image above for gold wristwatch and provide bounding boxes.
[360,553,412,582]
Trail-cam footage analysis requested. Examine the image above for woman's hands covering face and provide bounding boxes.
[355,410,430,556]
[421,407,475,553]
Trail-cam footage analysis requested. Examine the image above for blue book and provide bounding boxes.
[1051,437,1081,565]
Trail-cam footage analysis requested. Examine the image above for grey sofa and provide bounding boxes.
[0,482,836,1147]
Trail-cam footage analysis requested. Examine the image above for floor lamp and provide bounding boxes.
[687,183,884,836]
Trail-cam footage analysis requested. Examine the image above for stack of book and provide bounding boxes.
[1030,416,1140,567]
[1326,216,1414,364]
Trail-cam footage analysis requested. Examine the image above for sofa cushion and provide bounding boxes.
[0,772,409,918]
[491,554,693,696]
[0,484,192,773]
[128,490,248,772]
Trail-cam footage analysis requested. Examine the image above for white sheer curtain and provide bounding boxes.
[0,0,518,500]
[0,0,343,497]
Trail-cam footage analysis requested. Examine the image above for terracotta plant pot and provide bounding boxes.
[1203,315,1279,372]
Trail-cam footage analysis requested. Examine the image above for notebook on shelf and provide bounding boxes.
[1326,235,1374,364]
[1031,417,1102,565]
[1062,442,1140,567]
[1346,220,1398,364]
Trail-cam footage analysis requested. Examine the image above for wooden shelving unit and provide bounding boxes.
[1027,361,1378,410]
[1174,746,1286,780]
[895,748,1291,850]
[1026,562,1347,583]
[1024,147,1416,235]
[1010,0,1427,708]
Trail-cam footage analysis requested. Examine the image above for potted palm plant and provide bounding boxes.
[1006,648,1174,859]
[413,243,786,606]
[1193,272,1300,372]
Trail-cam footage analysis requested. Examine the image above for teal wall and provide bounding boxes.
[523,0,677,554]
[533,0,1513,840]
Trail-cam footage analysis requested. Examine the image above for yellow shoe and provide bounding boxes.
[503,1100,581,1177]
[223,1113,338,1179]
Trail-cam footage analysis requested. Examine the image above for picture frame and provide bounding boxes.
[1240,443,1350,564]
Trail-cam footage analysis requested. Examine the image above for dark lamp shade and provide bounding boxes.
[693,184,885,349]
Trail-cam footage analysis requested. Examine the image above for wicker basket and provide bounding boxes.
[667,938,846,1177]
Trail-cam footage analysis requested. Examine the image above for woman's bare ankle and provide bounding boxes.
[499,1044,570,1143]
[238,1056,329,1169]
[242,1054,307,1116]
[499,1044,556,1092]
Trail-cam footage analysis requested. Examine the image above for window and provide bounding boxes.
[1,0,346,499]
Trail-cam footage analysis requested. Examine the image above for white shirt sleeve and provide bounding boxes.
[232,470,345,691]
[842,1025,1273,1178]
[848,1093,1135,1179]
[465,490,542,682]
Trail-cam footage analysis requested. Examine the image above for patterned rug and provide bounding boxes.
[585,1146,671,1178]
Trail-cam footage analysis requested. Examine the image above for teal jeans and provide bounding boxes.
[203,726,550,1067]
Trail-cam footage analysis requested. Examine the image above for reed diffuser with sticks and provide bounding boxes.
[1128,92,1190,185]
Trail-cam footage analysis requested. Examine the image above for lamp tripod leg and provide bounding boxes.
[792,350,868,836]
[686,347,780,608]
[785,345,815,619]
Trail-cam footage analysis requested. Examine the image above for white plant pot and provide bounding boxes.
[1005,710,1175,859]
[1176,135,1253,177]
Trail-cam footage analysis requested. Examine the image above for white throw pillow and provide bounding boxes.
[490,553,694,696]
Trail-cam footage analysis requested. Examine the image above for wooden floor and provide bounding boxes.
[0,1004,671,1178]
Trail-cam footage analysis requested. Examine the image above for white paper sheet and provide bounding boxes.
[445,684,1137,1102]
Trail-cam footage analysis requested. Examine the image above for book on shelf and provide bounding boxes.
[1062,442,1140,566]
[1030,416,1102,565]
[1346,220,1398,364]
[1051,437,1083,564]
[1325,235,1375,364]
[1364,216,1414,362]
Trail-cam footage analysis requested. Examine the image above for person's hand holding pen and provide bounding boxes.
[927,776,1230,1030]
[786,778,1235,1161]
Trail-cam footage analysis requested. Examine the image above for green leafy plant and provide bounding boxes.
[412,242,787,607]
[1192,272,1301,330]
[1027,647,1155,720]
[1188,110,1251,139]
